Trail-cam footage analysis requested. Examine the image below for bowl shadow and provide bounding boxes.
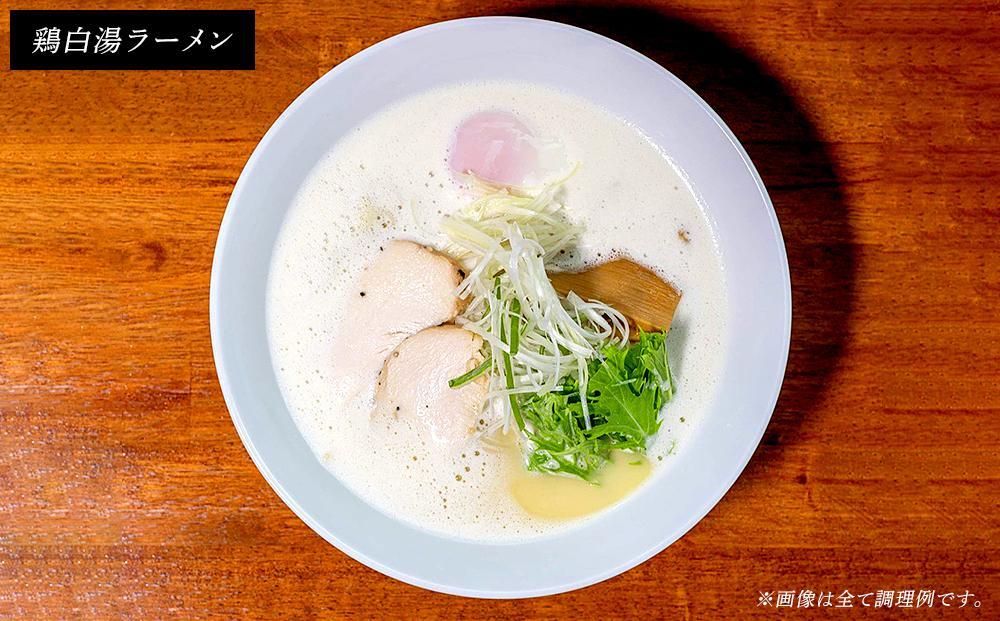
[515,4,857,471]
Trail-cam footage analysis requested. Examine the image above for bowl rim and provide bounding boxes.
[210,15,791,598]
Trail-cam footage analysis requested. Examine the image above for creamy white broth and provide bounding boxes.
[266,81,728,541]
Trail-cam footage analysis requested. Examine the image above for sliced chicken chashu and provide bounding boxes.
[373,325,487,446]
[333,240,467,393]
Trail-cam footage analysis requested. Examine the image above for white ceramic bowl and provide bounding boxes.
[211,17,790,598]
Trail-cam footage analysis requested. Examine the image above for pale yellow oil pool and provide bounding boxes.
[508,448,651,520]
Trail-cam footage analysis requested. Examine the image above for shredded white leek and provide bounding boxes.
[442,176,629,432]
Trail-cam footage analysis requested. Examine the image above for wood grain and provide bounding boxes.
[1,0,997,618]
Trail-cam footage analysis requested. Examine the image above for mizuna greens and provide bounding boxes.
[443,178,675,481]
[521,331,673,480]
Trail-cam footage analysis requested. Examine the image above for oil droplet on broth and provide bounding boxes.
[489,430,651,519]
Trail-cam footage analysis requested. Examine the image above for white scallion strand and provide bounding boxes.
[442,177,629,433]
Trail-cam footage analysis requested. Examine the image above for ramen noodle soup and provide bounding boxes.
[267,81,728,541]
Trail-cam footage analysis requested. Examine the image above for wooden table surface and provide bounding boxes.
[1,1,997,618]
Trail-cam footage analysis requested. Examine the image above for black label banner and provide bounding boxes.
[10,10,254,70]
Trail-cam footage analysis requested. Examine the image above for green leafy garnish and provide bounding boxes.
[519,330,674,481]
